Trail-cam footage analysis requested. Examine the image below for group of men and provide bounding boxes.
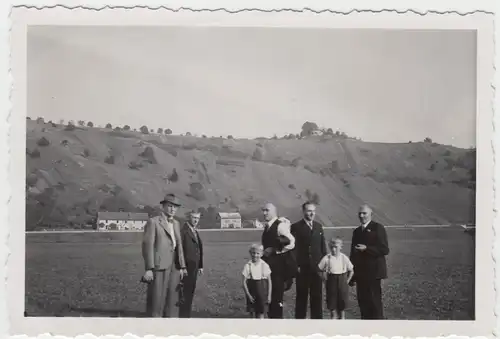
[141,193,390,319]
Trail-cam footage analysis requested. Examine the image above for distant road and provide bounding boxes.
[25,224,474,234]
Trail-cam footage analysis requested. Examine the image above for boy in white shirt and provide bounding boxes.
[318,237,354,319]
[242,244,273,318]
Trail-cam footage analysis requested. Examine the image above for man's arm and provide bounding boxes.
[365,223,390,257]
[142,218,155,270]
[175,221,187,270]
[199,233,204,269]
[276,218,295,253]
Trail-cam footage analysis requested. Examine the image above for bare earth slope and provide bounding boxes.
[25,120,476,229]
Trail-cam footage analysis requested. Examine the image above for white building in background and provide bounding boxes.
[217,212,242,229]
[96,212,149,231]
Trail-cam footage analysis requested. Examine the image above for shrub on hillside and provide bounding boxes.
[228,135,234,139]
[139,146,157,164]
[128,161,143,170]
[104,155,115,164]
[114,127,122,131]
[186,132,192,136]
[37,137,50,147]
[305,189,320,205]
[140,125,149,134]
[443,150,451,156]
[424,137,433,143]
[291,157,301,167]
[304,165,317,173]
[51,122,57,127]
[36,117,45,124]
[189,182,206,201]
[27,148,41,158]
[65,124,76,131]
[26,173,38,187]
[202,135,207,138]
[252,147,264,161]
[288,184,296,190]
[169,168,179,182]
[83,148,90,158]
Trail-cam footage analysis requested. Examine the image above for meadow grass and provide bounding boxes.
[25,227,474,320]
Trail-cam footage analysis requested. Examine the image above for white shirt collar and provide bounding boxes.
[304,219,314,228]
[361,221,371,228]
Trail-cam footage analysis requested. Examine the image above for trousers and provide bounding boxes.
[355,278,384,319]
[295,265,323,319]
[145,266,181,317]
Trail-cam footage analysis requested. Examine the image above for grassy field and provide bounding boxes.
[25,226,475,320]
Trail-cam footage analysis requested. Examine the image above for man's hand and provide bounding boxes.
[180,268,188,279]
[355,244,367,251]
[143,270,154,282]
[248,295,255,303]
[198,268,204,276]
[267,296,271,304]
[263,247,275,257]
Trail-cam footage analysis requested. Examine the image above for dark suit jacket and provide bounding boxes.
[180,222,203,270]
[349,220,389,281]
[291,219,327,272]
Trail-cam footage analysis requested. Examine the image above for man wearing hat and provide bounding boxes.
[179,210,204,318]
[142,193,187,317]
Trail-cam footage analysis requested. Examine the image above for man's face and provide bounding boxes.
[163,202,178,217]
[189,214,200,227]
[262,204,277,221]
[358,206,372,224]
[303,204,316,221]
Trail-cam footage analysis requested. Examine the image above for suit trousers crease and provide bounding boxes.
[146,266,181,318]
[179,265,199,318]
[295,266,323,319]
[355,279,384,319]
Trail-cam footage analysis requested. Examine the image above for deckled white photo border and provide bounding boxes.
[4,1,497,338]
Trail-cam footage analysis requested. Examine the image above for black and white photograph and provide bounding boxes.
[7,5,495,338]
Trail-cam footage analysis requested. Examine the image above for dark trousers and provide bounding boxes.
[146,266,180,317]
[179,266,198,318]
[265,254,286,319]
[295,265,323,319]
[355,278,384,319]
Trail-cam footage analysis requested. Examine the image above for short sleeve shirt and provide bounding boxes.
[318,253,354,274]
[242,260,272,280]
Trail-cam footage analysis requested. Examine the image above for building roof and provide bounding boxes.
[97,212,149,221]
[217,212,242,219]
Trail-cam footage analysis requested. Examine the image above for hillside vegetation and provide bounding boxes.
[25,119,476,230]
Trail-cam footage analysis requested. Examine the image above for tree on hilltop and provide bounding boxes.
[78,120,85,126]
[87,121,94,127]
[105,123,112,129]
[36,117,45,124]
[301,121,319,137]
[123,125,130,131]
[186,132,192,136]
[140,125,149,134]
[165,129,172,135]
[157,128,163,134]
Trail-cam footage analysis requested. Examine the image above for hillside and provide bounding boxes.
[25,120,476,230]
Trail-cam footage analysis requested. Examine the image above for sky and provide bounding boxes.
[27,26,477,148]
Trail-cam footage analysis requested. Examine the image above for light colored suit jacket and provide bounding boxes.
[142,214,186,271]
